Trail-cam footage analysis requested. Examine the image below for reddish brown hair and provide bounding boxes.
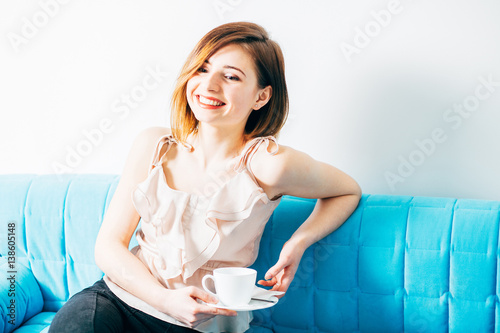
[170,22,288,143]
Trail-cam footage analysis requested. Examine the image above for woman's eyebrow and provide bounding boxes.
[204,60,247,77]
[223,65,246,77]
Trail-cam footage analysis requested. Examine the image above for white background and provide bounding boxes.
[1,0,499,200]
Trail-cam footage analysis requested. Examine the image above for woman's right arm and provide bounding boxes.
[94,127,236,328]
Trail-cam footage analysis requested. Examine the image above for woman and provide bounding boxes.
[50,21,361,332]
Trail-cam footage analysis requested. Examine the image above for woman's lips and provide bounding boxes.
[196,95,225,109]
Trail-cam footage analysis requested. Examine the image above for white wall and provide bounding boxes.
[1,0,499,200]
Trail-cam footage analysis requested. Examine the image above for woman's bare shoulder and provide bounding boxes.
[130,127,171,152]
[252,142,302,173]
[123,127,172,174]
[135,126,172,144]
[249,142,298,198]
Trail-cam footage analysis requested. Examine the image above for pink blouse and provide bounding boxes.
[104,133,282,332]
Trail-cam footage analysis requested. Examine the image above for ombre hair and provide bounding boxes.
[170,22,288,143]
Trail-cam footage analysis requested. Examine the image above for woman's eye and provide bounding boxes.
[197,67,207,73]
[225,75,240,81]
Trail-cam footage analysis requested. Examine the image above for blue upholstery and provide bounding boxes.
[1,174,499,332]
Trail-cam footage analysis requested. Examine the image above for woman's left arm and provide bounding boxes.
[253,144,362,294]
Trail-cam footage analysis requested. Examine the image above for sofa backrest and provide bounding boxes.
[258,193,500,332]
[0,174,123,312]
[1,174,499,332]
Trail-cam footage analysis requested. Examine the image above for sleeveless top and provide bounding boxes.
[104,133,282,332]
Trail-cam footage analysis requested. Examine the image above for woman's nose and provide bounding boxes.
[201,72,220,92]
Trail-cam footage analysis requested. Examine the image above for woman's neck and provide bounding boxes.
[189,124,248,170]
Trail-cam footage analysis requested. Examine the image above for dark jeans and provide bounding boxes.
[49,278,195,333]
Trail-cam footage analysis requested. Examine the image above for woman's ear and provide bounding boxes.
[254,86,272,110]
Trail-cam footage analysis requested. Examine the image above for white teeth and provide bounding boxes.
[199,95,224,106]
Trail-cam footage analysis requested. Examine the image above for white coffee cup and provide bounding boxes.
[202,267,257,307]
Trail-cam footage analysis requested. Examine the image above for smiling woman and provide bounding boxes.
[186,44,272,132]
[171,21,288,143]
[49,21,361,333]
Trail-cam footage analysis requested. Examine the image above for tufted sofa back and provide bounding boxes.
[1,174,500,332]
[1,174,122,312]
[257,194,500,332]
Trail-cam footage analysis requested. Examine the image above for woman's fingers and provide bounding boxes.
[188,287,237,317]
[195,303,237,318]
[264,258,289,280]
[261,260,299,293]
[188,286,218,304]
[257,276,277,287]
[277,270,294,291]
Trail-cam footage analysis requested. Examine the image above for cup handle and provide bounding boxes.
[201,274,218,300]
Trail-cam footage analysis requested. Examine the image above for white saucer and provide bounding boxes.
[206,297,279,311]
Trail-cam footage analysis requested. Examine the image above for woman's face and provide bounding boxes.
[186,44,270,131]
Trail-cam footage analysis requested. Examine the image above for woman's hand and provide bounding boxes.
[258,239,306,296]
[159,286,237,329]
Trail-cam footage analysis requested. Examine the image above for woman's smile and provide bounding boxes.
[196,95,226,108]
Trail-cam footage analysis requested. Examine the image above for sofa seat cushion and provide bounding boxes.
[11,312,54,333]
[0,260,43,333]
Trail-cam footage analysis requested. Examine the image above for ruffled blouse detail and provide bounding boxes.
[130,134,281,286]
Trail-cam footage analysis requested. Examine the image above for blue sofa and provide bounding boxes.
[1,174,499,332]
